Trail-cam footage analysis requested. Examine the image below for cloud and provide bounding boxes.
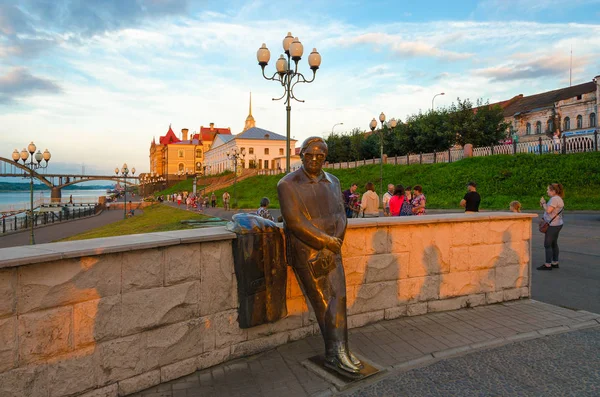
[475,0,600,16]
[346,32,472,61]
[0,67,62,104]
[0,1,191,60]
[17,0,190,35]
[474,53,590,82]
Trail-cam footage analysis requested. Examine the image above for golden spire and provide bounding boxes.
[243,91,256,131]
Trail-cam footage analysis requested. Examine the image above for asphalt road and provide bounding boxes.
[530,212,600,313]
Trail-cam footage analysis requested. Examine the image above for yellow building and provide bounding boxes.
[149,123,232,179]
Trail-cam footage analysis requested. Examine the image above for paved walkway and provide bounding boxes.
[0,209,126,248]
[132,300,600,396]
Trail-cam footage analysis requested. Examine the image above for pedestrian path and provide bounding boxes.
[0,209,126,248]
[131,300,600,396]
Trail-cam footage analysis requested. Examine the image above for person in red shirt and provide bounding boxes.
[388,185,405,216]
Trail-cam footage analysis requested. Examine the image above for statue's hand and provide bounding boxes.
[326,236,343,254]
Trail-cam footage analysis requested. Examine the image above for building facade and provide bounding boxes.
[149,123,232,178]
[498,75,599,142]
[203,95,298,174]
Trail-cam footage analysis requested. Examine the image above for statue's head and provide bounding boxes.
[300,136,328,175]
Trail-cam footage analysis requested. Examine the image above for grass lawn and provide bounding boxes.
[58,204,212,241]
[160,152,600,211]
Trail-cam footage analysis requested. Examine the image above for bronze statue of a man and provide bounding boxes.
[277,136,362,375]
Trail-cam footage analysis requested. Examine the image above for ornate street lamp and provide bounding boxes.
[202,165,211,196]
[369,113,387,199]
[226,148,245,208]
[257,33,321,173]
[115,163,135,219]
[12,143,51,245]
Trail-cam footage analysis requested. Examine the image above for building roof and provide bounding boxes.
[236,127,290,141]
[159,125,181,145]
[495,81,596,118]
[199,126,232,142]
[172,139,202,145]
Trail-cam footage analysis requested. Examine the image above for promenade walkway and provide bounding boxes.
[132,300,600,396]
[0,209,126,248]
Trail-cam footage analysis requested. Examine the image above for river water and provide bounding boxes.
[0,189,109,212]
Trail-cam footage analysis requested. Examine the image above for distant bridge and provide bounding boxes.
[0,157,139,201]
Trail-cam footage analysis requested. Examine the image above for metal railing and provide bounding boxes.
[323,130,598,169]
[1,205,99,235]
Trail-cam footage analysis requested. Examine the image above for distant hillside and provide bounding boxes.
[0,182,112,192]
[156,152,600,211]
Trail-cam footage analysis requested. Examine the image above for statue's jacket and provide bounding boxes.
[277,168,347,275]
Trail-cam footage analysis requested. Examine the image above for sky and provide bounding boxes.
[1,0,599,174]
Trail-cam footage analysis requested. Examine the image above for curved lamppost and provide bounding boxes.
[226,148,245,209]
[12,143,51,244]
[115,163,135,219]
[332,122,343,134]
[257,33,322,173]
[432,92,445,111]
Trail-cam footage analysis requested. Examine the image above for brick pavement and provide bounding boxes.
[131,300,600,397]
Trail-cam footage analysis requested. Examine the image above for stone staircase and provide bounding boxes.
[200,169,258,194]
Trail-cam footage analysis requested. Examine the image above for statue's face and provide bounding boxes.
[302,142,327,175]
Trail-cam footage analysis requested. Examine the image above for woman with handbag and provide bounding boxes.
[537,183,565,271]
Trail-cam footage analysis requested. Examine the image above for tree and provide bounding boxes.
[473,99,510,146]
[447,98,477,147]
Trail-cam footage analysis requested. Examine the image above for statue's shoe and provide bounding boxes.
[348,351,364,369]
[324,352,362,378]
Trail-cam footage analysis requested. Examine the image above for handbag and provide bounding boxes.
[538,208,563,233]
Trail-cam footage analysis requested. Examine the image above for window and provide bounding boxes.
[526,123,531,135]
[590,113,596,127]
[264,159,269,169]
[547,119,553,133]
[577,115,583,129]
[196,162,202,172]
[564,117,570,131]
[535,121,542,134]
[249,159,256,168]
[264,148,269,155]
[249,147,254,155]
[196,149,202,158]
[279,148,284,155]
[178,163,184,171]
[178,150,184,158]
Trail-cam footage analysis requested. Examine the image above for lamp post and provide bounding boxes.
[115,163,135,219]
[432,92,445,111]
[370,113,388,199]
[12,143,51,245]
[226,148,245,209]
[331,122,343,134]
[257,33,322,173]
[202,165,211,196]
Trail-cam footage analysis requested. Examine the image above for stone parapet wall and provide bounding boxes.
[0,212,534,397]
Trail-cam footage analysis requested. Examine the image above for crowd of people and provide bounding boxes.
[161,191,232,211]
[341,181,486,218]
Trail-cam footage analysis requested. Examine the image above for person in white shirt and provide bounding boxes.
[537,183,565,271]
[382,184,394,216]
